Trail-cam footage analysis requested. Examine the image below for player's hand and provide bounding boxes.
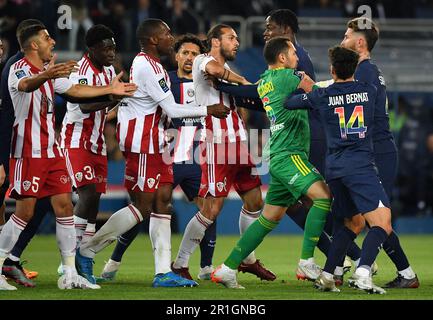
[297,73,315,93]
[206,103,230,119]
[44,54,78,79]
[0,164,6,188]
[110,71,137,96]
[204,72,219,89]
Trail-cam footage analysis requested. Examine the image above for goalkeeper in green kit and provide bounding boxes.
[211,36,332,289]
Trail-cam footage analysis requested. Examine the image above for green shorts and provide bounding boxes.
[265,152,324,207]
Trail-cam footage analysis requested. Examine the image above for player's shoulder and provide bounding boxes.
[9,58,30,79]
[134,52,164,75]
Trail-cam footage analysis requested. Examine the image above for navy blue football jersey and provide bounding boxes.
[355,59,394,147]
[285,81,379,180]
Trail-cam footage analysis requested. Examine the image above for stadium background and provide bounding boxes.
[1,0,433,235]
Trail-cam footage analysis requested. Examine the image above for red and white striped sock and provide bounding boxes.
[0,214,27,268]
[74,215,87,248]
[149,213,172,275]
[173,211,213,269]
[56,216,76,269]
[239,206,261,264]
[80,223,96,247]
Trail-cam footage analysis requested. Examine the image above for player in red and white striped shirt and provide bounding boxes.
[77,19,229,287]
[172,24,276,282]
[60,26,119,259]
[0,23,136,290]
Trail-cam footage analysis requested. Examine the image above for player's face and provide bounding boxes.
[263,17,285,43]
[35,30,56,63]
[157,22,175,56]
[219,28,239,61]
[0,39,3,60]
[341,28,360,52]
[91,39,116,67]
[284,42,298,69]
[176,42,200,74]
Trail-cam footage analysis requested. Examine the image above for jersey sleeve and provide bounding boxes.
[138,62,172,103]
[282,69,302,93]
[196,55,215,73]
[284,88,323,110]
[69,69,93,86]
[8,64,30,92]
[54,77,74,94]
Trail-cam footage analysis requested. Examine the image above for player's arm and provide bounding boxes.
[204,60,250,85]
[79,100,119,113]
[18,55,78,92]
[106,105,118,122]
[216,82,259,98]
[159,94,230,119]
[64,72,137,99]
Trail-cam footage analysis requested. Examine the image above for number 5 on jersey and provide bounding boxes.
[334,105,367,139]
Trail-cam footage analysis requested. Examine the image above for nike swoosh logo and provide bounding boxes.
[186,100,194,104]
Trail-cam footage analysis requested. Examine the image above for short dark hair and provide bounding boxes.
[267,9,299,34]
[328,46,359,80]
[16,19,45,49]
[85,24,115,48]
[263,36,292,65]
[347,17,379,52]
[206,24,232,48]
[136,18,164,44]
[17,23,47,50]
[174,34,206,54]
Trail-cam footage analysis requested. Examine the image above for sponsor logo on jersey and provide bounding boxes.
[270,123,284,133]
[75,172,83,182]
[124,175,135,182]
[186,100,194,104]
[22,180,31,191]
[158,78,170,93]
[147,177,156,189]
[60,175,69,184]
[15,70,26,79]
[79,78,88,85]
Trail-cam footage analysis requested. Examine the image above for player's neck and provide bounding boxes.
[209,48,225,65]
[141,46,160,61]
[335,76,355,83]
[177,69,192,80]
[358,50,370,62]
[268,63,285,70]
[87,53,103,71]
[25,52,44,70]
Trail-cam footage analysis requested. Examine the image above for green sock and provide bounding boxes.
[224,215,278,269]
[301,198,331,260]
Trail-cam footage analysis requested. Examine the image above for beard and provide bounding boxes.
[220,47,236,61]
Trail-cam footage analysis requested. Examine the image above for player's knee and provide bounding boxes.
[54,201,74,217]
[346,215,365,235]
[132,201,152,219]
[244,197,263,212]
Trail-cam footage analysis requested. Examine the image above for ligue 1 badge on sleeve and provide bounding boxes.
[79,78,88,85]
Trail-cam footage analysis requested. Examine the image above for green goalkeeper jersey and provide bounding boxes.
[257,68,310,158]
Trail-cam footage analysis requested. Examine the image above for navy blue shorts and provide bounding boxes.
[329,168,390,219]
[309,139,327,179]
[173,162,201,201]
[374,151,398,199]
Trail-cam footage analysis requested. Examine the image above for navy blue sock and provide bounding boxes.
[359,226,388,269]
[346,241,361,261]
[199,219,217,268]
[383,231,410,271]
[323,227,357,274]
[111,223,141,262]
[11,197,51,258]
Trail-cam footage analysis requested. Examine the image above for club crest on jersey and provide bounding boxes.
[158,78,169,93]
[78,78,88,85]
[216,177,227,193]
[147,178,156,189]
[75,172,83,182]
[60,175,69,184]
[187,88,195,97]
[15,70,26,79]
[22,180,31,191]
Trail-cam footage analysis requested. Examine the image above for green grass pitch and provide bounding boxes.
[1,234,432,300]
